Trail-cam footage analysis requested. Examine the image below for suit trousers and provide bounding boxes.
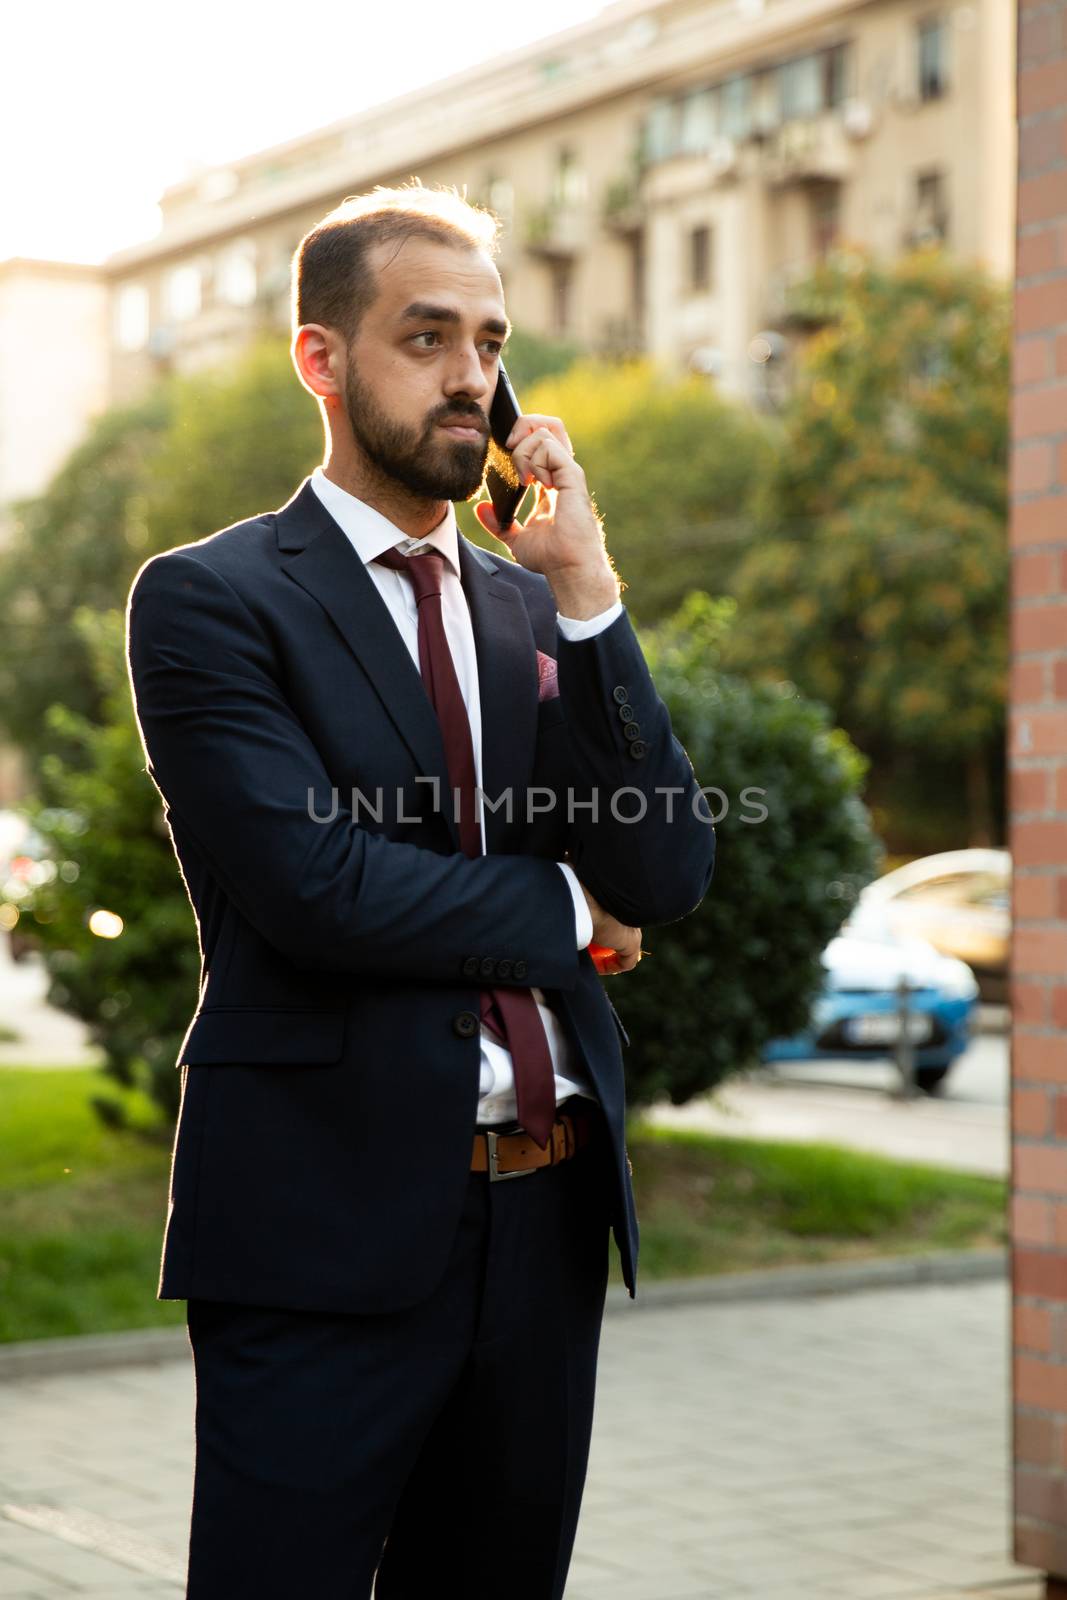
[184,1102,614,1599]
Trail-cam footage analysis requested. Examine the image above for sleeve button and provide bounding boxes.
[612,685,629,704]
[513,959,528,980]
[629,740,648,759]
[618,704,635,722]
[623,722,642,741]
[496,959,513,979]
[479,957,496,979]
[462,955,480,977]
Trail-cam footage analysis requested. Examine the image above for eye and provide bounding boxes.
[481,340,504,357]
[411,331,441,349]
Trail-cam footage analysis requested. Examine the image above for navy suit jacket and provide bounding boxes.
[126,477,715,1313]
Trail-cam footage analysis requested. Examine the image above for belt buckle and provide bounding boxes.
[486,1129,536,1183]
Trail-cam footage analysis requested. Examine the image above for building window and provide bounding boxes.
[487,176,514,223]
[216,240,257,307]
[552,148,587,207]
[164,263,202,322]
[113,283,149,352]
[680,88,717,153]
[629,234,645,327]
[778,54,824,121]
[917,16,948,101]
[914,169,949,243]
[550,263,573,335]
[810,183,841,258]
[719,75,752,140]
[644,97,678,162]
[825,43,849,108]
[688,224,713,292]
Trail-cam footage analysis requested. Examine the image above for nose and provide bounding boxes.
[442,343,492,405]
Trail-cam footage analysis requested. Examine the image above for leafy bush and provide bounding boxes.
[0,389,173,774]
[616,592,880,1110]
[14,611,199,1123]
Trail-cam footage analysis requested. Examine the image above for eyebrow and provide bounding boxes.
[398,301,511,339]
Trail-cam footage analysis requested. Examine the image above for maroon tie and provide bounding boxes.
[374,544,558,1148]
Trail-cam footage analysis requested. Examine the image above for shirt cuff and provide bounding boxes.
[556,600,624,642]
[556,861,594,949]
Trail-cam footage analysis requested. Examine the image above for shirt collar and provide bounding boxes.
[309,464,461,577]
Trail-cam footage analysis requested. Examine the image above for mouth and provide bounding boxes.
[437,420,488,442]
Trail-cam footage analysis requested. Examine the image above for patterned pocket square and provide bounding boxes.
[536,650,560,702]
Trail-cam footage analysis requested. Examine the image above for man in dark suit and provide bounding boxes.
[126,183,714,1599]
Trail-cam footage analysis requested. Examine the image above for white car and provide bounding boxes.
[762,923,979,1094]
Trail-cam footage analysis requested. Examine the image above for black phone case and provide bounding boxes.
[485,363,528,533]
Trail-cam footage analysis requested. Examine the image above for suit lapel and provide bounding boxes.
[277,480,458,848]
[458,535,539,856]
[276,480,539,856]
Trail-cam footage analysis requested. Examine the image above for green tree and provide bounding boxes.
[138,336,322,557]
[458,359,774,622]
[496,325,581,390]
[615,593,880,1109]
[0,390,173,772]
[15,610,199,1123]
[719,247,1010,847]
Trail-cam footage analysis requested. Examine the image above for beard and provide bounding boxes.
[343,359,491,502]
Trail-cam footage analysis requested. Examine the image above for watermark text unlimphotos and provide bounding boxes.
[306,781,767,826]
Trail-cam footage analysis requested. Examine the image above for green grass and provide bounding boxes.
[0,1068,182,1343]
[620,1123,1007,1283]
[0,1070,1008,1342]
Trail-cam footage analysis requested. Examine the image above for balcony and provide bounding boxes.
[523,203,587,258]
[760,113,855,186]
[602,176,644,236]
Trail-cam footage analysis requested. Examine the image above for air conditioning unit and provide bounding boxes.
[707,136,738,178]
[842,98,873,139]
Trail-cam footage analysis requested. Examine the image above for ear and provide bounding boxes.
[292,324,344,404]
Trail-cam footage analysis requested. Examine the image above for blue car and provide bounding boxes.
[761,926,979,1094]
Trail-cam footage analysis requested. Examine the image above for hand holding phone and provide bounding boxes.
[484,362,529,534]
[476,367,620,617]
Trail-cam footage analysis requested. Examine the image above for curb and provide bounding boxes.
[0,1249,1007,1380]
[606,1246,1008,1314]
[0,1326,189,1382]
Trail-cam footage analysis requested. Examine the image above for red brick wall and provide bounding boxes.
[1011,0,1067,1578]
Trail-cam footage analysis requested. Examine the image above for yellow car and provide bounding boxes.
[850,849,1010,1000]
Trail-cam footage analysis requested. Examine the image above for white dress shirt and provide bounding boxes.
[309,466,624,1124]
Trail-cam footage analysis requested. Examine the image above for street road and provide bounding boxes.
[648,1013,1010,1177]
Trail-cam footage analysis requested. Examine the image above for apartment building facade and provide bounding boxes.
[0,258,108,535]
[101,0,1014,411]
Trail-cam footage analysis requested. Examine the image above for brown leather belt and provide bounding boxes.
[471,1111,591,1182]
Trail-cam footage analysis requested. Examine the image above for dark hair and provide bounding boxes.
[292,180,501,343]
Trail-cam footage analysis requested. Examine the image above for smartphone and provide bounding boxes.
[484,362,530,534]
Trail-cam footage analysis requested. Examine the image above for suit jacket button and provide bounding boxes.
[479,957,496,979]
[496,959,513,979]
[623,722,642,741]
[618,703,635,722]
[461,956,480,977]
[612,685,629,704]
[629,740,648,759]
[453,1011,479,1038]
[513,959,528,980]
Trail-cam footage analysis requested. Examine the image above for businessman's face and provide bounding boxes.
[342,237,509,501]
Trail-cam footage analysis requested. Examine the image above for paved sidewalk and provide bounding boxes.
[0,1279,1042,1598]
[648,1072,1009,1179]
